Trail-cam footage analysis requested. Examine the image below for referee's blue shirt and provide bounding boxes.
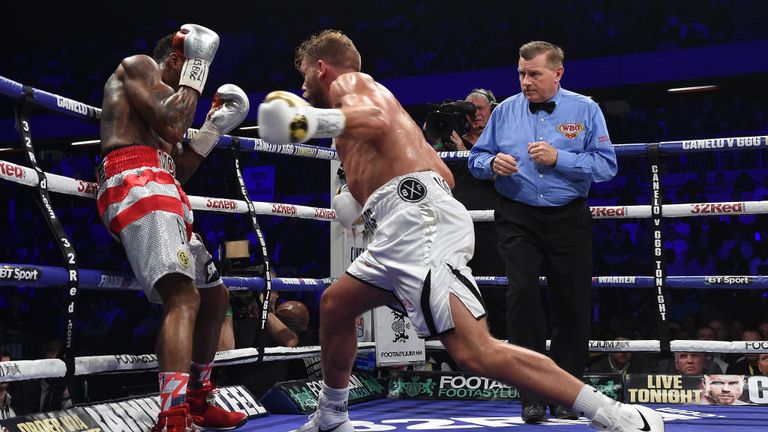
[468,87,617,206]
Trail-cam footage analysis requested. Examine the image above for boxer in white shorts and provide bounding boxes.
[258,29,664,432]
[346,170,486,337]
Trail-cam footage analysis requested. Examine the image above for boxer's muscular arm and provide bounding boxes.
[257,74,386,144]
[331,73,388,140]
[121,55,199,144]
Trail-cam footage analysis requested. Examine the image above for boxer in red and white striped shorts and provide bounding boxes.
[97,145,220,302]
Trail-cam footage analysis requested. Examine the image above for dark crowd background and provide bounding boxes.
[0,0,767,405]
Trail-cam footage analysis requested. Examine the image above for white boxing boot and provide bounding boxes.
[590,403,665,432]
[293,383,354,432]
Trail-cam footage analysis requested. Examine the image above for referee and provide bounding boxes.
[468,40,617,423]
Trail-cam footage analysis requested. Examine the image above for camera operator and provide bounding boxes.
[229,287,300,398]
[463,89,496,146]
[423,89,506,340]
[232,290,298,349]
[423,99,475,151]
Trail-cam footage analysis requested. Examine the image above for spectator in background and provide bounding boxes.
[726,329,763,376]
[696,326,716,341]
[599,220,635,274]
[758,320,768,340]
[749,241,768,275]
[276,300,320,380]
[664,222,690,259]
[700,374,748,405]
[684,247,717,275]
[586,337,653,378]
[696,326,729,373]
[23,340,75,413]
[664,249,687,276]
[657,351,722,375]
[1,293,29,359]
[681,314,699,338]
[733,171,756,198]
[217,307,236,352]
[729,320,745,342]
[468,40,617,422]
[0,352,17,419]
[230,290,299,398]
[276,300,311,343]
[758,353,768,376]
[707,319,729,341]
[233,291,299,350]
[718,227,755,274]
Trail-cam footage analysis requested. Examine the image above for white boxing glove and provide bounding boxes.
[173,24,220,94]
[258,91,345,144]
[188,84,250,157]
[332,185,362,229]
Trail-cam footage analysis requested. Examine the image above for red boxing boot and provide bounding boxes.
[151,403,196,432]
[187,383,248,430]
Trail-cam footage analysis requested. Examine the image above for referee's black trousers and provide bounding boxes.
[495,196,593,387]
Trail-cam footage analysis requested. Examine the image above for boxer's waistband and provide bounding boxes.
[97,146,175,184]
[364,170,452,214]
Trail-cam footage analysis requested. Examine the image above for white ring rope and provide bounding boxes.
[0,359,67,383]
[0,343,376,383]
[4,159,766,223]
[5,338,765,384]
[468,201,768,222]
[0,159,338,222]
[425,339,768,354]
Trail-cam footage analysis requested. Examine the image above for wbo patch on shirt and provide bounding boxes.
[557,122,585,139]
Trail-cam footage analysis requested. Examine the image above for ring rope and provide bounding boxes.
[5,262,767,291]
[425,339,768,354]
[0,262,333,292]
[0,158,338,221]
[0,74,340,160]
[4,75,765,162]
[468,201,768,221]
[437,136,768,160]
[3,157,765,223]
[4,336,765,385]
[0,343,377,383]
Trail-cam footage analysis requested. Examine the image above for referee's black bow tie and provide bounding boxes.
[529,101,556,114]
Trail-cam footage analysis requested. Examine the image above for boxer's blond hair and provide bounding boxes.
[295,29,361,73]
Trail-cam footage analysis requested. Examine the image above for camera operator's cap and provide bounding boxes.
[276,300,310,332]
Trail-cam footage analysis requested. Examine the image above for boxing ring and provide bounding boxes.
[1,75,767,431]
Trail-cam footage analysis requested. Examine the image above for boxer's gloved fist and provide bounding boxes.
[332,184,362,229]
[258,91,345,144]
[188,84,249,157]
[173,24,220,94]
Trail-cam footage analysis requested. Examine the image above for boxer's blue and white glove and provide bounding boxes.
[332,184,362,229]
[173,24,219,94]
[257,91,345,144]
[188,84,249,157]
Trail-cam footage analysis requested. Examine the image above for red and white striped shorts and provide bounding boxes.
[97,146,220,303]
